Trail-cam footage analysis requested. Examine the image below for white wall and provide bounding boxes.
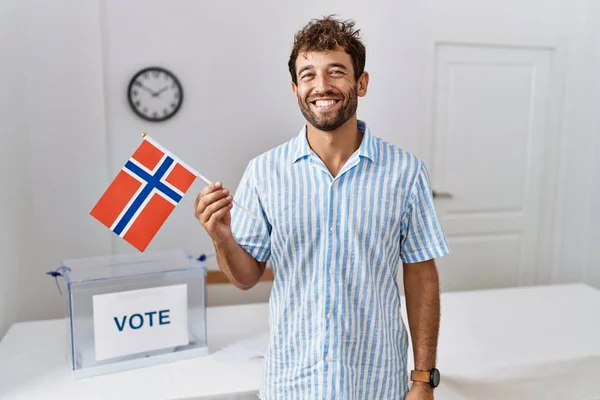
[1,0,599,338]
[549,0,599,285]
[582,0,600,289]
[0,0,28,338]
[0,0,111,337]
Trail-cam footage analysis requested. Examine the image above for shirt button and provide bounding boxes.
[327,312,332,319]
[326,355,332,362]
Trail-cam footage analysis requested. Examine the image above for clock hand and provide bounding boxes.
[137,84,156,96]
[152,86,169,97]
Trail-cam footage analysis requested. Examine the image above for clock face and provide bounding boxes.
[127,67,183,122]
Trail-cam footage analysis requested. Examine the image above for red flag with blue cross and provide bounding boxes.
[90,134,198,251]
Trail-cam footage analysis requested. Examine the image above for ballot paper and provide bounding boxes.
[212,331,270,362]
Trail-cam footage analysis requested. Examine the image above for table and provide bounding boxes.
[1,283,600,399]
[0,303,270,399]
[422,283,600,399]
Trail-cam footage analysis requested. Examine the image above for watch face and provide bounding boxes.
[128,67,183,122]
[431,368,441,387]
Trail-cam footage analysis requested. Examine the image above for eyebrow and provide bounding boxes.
[298,63,348,76]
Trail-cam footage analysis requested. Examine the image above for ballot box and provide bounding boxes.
[56,249,208,379]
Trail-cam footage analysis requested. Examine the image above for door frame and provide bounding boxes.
[419,29,567,286]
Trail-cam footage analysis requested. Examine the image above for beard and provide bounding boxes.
[297,85,358,131]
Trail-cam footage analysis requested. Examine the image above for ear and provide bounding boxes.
[357,72,369,97]
[291,81,299,104]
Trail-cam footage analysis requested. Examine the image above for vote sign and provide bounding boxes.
[92,284,189,361]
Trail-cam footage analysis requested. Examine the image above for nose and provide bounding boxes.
[313,73,332,93]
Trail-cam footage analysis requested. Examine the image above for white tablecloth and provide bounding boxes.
[0,303,270,399]
[1,283,600,399]
[418,283,600,400]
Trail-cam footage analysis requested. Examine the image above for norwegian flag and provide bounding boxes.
[90,134,198,251]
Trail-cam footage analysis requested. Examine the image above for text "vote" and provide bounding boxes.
[113,310,171,332]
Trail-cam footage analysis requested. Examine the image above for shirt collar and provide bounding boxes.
[292,119,378,164]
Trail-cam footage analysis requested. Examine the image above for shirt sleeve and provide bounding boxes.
[230,160,272,263]
[400,162,451,264]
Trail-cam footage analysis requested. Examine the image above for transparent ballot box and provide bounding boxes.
[56,249,208,379]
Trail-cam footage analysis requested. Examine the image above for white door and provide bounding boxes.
[429,43,555,292]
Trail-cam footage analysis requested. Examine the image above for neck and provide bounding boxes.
[306,116,362,177]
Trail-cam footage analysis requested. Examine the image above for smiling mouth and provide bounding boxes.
[311,99,340,108]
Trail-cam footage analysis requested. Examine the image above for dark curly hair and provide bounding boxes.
[288,15,366,85]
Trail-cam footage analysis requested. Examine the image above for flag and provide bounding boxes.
[90,134,198,252]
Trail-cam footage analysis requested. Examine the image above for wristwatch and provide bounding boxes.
[410,368,440,388]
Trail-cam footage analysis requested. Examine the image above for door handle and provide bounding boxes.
[432,190,453,199]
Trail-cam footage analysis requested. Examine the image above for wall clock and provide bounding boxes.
[127,66,183,122]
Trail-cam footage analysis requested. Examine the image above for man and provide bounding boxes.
[195,15,450,400]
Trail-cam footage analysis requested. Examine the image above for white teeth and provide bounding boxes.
[314,100,337,107]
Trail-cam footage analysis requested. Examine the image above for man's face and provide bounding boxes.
[292,48,368,131]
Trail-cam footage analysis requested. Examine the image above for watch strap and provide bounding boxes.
[410,370,431,383]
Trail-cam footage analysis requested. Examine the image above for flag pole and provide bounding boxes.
[141,133,257,220]
[193,171,257,220]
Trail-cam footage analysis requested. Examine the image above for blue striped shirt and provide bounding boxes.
[231,120,450,400]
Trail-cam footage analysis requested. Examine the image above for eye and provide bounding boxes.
[301,72,314,80]
[330,69,344,76]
